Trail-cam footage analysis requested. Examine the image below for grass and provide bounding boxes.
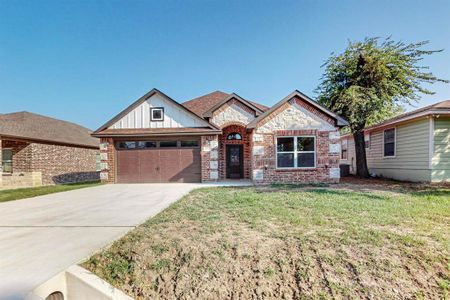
[83,184,450,299]
[0,181,101,203]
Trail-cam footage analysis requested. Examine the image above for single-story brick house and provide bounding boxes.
[340,100,450,182]
[0,111,100,188]
[93,88,348,184]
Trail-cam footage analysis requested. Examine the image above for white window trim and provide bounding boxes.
[150,107,164,122]
[276,136,316,169]
[382,127,396,158]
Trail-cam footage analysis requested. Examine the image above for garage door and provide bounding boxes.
[116,139,201,183]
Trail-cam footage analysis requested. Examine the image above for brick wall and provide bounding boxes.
[2,140,33,172]
[99,138,116,183]
[218,125,251,179]
[2,139,99,186]
[30,142,99,185]
[252,130,340,184]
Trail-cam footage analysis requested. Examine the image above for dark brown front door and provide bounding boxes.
[226,144,243,179]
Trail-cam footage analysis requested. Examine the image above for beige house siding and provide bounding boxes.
[432,117,450,182]
[366,118,432,182]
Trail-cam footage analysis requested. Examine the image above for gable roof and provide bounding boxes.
[247,90,349,129]
[364,100,450,131]
[182,91,269,117]
[0,111,98,148]
[93,88,219,135]
[203,93,265,118]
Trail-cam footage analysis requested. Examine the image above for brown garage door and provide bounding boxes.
[116,139,201,183]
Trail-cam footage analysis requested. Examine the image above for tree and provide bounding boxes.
[316,37,447,177]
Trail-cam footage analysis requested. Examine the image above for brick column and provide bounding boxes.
[201,135,219,182]
[99,138,115,183]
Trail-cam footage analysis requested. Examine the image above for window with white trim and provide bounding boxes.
[341,139,348,160]
[383,128,395,157]
[150,107,164,121]
[276,136,316,168]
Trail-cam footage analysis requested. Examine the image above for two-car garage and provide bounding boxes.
[115,137,201,183]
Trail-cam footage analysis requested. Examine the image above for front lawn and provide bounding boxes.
[83,184,450,299]
[0,181,101,203]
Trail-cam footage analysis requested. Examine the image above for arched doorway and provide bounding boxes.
[219,124,250,179]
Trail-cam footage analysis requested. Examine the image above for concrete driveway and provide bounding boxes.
[0,183,241,300]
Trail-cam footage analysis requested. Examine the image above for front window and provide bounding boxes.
[150,107,164,121]
[2,149,12,173]
[227,133,242,140]
[383,129,395,157]
[276,136,316,168]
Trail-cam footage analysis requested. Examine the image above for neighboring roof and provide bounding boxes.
[182,91,269,117]
[247,90,349,129]
[92,127,221,137]
[364,100,450,131]
[93,88,219,135]
[0,111,98,148]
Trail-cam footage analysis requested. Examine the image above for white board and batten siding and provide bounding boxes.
[366,118,432,182]
[432,117,450,182]
[110,93,206,129]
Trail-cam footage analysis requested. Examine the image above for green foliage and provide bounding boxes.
[316,37,447,131]
[0,181,101,203]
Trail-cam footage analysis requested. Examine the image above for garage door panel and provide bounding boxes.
[139,149,160,183]
[117,150,140,183]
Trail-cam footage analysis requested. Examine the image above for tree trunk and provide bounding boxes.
[353,130,370,178]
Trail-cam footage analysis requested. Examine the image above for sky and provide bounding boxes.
[1,0,449,130]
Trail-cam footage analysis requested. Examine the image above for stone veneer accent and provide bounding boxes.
[211,99,256,128]
[99,138,116,183]
[2,139,99,186]
[251,97,341,184]
[201,135,219,182]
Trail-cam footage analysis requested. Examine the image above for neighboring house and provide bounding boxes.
[0,111,100,188]
[92,88,348,184]
[340,100,450,182]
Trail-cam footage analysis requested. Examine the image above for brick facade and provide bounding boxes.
[96,90,344,185]
[201,135,219,182]
[1,139,99,186]
[252,130,340,184]
[99,138,116,183]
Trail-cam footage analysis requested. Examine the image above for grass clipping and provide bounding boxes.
[83,186,450,299]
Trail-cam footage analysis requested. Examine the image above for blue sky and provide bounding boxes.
[1,0,449,129]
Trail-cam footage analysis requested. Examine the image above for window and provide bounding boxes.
[150,108,164,121]
[117,141,136,149]
[383,128,395,157]
[137,141,157,148]
[276,136,316,168]
[227,133,242,140]
[341,140,348,160]
[180,140,199,147]
[159,140,177,148]
[2,149,12,173]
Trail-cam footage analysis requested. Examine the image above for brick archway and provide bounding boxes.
[219,124,251,179]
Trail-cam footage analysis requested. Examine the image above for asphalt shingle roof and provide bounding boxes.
[0,111,99,148]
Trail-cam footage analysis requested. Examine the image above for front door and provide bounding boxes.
[226,145,243,179]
